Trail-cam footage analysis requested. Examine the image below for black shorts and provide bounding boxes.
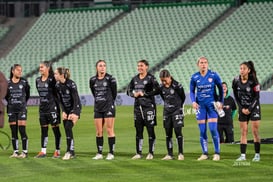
[134,104,157,127]
[238,105,261,122]
[40,112,61,125]
[94,106,115,119]
[8,112,27,122]
[163,113,184,128]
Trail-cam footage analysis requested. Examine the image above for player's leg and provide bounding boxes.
[18,117,28,158]
[251,120,261,161]
[35,114,48,158]
[92,111,104,160]
[145,106,156,160]
[146,126,155,160]
[62,119,75,159]
[105,116,115,160]
[9,116,19,158]
[196,105,208,160]
[225,125,234,143]
[51,111,61,158]
[217,124,224,144]
[174,126,184,160]
[132,109,144,159]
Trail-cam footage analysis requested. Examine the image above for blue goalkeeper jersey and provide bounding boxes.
[190,70,224,104]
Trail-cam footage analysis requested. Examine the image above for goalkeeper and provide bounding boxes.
[190,57,224,161]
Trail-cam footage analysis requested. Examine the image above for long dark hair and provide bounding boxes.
[56,67,70,79]
[41,61,54,78]
[10,64,21,79]
[159,69,171,78]
[241,61,259,83]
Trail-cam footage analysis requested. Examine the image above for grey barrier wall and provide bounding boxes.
[26,91,273,106]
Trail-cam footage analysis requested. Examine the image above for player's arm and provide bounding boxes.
[215,74,224,104]
[247,84,260,112]
[89,77,96,96]
[25,80,30,102]
[232,78,243,109]
[70,83,81,116]
[175,83,186,105]
[110,77,117,101]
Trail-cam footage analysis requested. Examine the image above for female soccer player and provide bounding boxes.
[217,82,237,144]
[190,57,223,161]
[159,70,186,160]
[5,64,30,158]
[89,60,117,160]
[127,60,160,160]
[35,61,62,158]
[232,61,261,162]
[54,67,81,160]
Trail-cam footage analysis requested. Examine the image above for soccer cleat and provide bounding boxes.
[212,154,220,161]
[34,151,46,158]
[9,152,19,158]
[161,154,174,160]
[236,155,246,161]
[92,153,103,160]
[252,154,260,162]
[52,150,60,158]
[106,153,114,160]
[62,152,74,160]
[131,154,142,160]
[197,154,209,161]
[18,152,28,159]
[146,153,154,160]
[178,154,184,161]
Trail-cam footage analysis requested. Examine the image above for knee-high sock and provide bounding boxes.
[147,127,156,155]
[174,127,183,154]
[64,120,74,152]
[136,126,144,155]
[10,124,18,152]
[198,123,208,154]
[41,126,48,150]
[96,136,103,154]
[52,126,61,150]
[108,137,115,154]
[19,125,28,152]
[209,122,220,154]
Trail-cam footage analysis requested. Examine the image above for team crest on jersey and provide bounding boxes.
[66,89,70,94]
[19,84,23,89]
[45,83,48,88]
[143,80,147,85]
[246,87,251,92]
[208,78,213,82]
[170,89,174,94]
[103,82,107,86]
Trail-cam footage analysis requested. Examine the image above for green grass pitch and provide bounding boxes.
[0,105,273,182]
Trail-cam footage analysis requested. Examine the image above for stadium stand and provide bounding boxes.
[56,3,231,94]
[154,1,273,92]
[0,7,125,95]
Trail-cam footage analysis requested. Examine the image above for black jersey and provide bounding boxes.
[127,73,160,107]
[5,78,30,113]
[55,79,81,116]
[89,73,117,112]
[218,95,237,125]
[159,79,186,115]
[232,76,260,111]
[36,76,60,113]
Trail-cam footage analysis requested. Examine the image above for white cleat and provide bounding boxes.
[236,155,246,161]
[178,153,184,161]
[197,154,209,161]
[106,153,114,160]
[252,154,260,162]
[212,154,220,161]
[92,153,103,160]
[62,152,73,160]
[9,152,19,158]
[146,153,154,160]
[131,154,142,160]
[162,155,174,160]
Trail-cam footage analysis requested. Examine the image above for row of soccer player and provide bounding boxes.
[0,57,261,161]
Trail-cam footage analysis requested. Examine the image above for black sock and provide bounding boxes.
[52,126,61,150]
[136,136,143,155]
[108,137,115,154]
[41,126,48,148]
[254,142,260,153]
[166,137,173,156]
[19,125,28,152]
[240,143,247,154]
[64,120,74,152]
[96,136,103,154]
[177,136,183,154]
[10,124,18,151]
